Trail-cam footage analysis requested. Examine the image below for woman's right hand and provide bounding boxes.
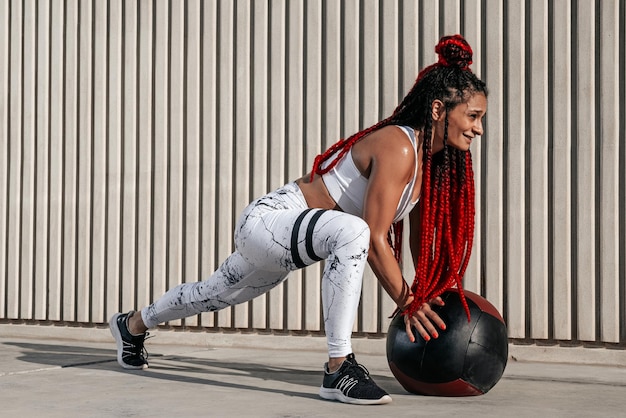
[403,296,447,343]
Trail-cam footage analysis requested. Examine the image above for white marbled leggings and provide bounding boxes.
[141,182,370,357]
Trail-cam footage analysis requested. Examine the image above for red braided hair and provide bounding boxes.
[406,145,476,320]
[310,34,486,320]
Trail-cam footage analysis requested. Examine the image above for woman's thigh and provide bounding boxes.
[235,203,370,273]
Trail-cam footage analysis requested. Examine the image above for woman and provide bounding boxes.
[110,34,488,405]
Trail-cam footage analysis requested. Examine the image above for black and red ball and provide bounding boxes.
[386,289,508,396]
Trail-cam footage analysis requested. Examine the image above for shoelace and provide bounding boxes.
[122,332,151,363]
[345,360,371,381]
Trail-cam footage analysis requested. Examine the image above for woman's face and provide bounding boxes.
[432,92,487,153]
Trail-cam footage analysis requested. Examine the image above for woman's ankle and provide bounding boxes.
[128,311,148,335]
[327,356,347,373]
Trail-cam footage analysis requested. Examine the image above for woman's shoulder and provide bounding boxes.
[352,125,417,179]
[363,125,416,157]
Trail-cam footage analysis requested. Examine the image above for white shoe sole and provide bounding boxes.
[319,387,392,405]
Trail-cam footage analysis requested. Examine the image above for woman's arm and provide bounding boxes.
[356,127,416,309]
[356,126,445,342]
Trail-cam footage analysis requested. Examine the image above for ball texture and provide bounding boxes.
[386,289,508,396]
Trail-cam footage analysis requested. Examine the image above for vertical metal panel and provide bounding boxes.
[0,2,11,317]
[285,0,304,331]
[91,0,107,323]
[615,2,626,342]
[62,0,78,321]
[105,0,123,321]
[483,0,505,314]
[505,0,528,339]
[1,0,625,348]
[75,0,93,322]
[551,0,573,342]
[21,0,36,319]
[441,0,461,34]
[136,0,154,311]
[199,0,218,328]
[418,1,439,69]
[215,0,234,328]
[380,1,399,117]
[360,0,379,129]
[151,0,168,314]
[6,0,22,321]
[120,0,139,315]
[0,0,8,318]
[167,0,185,327]
[184,0,202,328]
[598,0,621,343]
[460,0,482,293]
[267,0,286,330]
[400,0,419,100]
[233,0,251,328]
[34,0,51,320]
[342,0,360,138]
[529,0,550,339]
[575,0,597,341]
[322,0,341,154]
[249,0,269,329]
[303,0,323,332]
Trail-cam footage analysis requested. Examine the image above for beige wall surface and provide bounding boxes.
[0,0,624,347]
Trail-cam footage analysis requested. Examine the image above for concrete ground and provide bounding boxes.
[0,324,625,417]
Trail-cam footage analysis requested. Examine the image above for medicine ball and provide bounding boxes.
[386,288,508,396]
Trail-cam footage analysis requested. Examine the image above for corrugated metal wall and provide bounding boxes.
[1,0,624,346]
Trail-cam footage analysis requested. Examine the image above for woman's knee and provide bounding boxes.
[333,215,370,250]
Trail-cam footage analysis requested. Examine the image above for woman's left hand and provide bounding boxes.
[403,296,446,343]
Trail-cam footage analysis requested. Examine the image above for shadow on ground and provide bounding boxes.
[2,341,406,400]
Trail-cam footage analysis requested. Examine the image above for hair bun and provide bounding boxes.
[435,34,473,70]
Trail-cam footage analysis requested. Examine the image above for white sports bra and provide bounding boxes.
[321,125,419,223]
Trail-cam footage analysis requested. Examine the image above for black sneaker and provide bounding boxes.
[319,353,392,405]
[109,311,149,370]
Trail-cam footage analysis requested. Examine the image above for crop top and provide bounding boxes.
[321,125,419,224]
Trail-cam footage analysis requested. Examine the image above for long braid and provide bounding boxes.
[310,118,392,182]
[412,121,433,302]
[406,143,475,319]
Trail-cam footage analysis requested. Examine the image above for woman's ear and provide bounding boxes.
[431,99,446,121]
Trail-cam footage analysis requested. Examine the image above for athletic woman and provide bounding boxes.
[110,34,488,405]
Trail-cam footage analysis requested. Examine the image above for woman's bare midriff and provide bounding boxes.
[295,175,342,211]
